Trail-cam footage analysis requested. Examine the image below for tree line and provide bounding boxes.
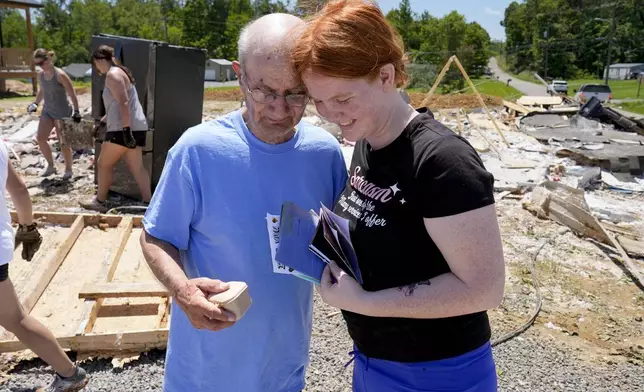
[0,0,491,89]
[502,0,644,80]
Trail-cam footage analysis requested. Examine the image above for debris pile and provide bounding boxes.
[409,93,502,109]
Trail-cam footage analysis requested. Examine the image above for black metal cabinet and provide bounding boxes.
[91,34,206,200]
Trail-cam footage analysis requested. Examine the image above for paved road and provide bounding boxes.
[488,58,547,97]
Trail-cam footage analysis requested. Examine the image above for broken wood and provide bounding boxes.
[452,56,510,147]
[465,113,501,156]
[503,100,541,115]
[524,181,644,288]
[421,56,455,107]
[615,236,644,258]
[79,281,169,300]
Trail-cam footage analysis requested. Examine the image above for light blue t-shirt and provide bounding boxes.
[142,109,348,392]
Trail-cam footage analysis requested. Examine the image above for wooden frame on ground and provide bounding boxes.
[0,211,170,354]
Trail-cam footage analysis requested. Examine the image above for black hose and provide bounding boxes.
[106,205,148,215]
[492,241,547,347]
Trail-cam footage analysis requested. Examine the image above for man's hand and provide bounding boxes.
[15,223,42,261]
[173,278,237,332]
[318,261,367,313]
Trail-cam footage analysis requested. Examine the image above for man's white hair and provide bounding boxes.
[237,13,304,66]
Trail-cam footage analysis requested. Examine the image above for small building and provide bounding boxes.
[205,59,234,82]
[0,0,43,94]
[62,63,91,81]
[604,63,644,80]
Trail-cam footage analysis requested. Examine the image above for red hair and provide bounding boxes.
[290,0,408,87]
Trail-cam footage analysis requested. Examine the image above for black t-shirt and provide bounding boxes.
[333,108,496,362]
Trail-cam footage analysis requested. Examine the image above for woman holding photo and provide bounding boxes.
[290,1,505,391]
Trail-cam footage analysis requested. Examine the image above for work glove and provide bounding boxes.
[27,102,38,113]
[93,119,106,139]
[122,126,137,149]
[72,109,82,123]
[14,223,43,262]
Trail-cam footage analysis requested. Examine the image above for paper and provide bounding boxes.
[271,202,364,286]
[274,203,327,284]
[265,213,297,275]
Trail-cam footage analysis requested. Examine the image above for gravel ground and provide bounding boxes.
[2,294,643,392]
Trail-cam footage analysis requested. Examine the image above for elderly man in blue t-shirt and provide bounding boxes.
[140,13,347,392]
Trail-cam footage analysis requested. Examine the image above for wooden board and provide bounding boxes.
[517,96,564,106]
[79,282,169,300]
[0,211,170,354]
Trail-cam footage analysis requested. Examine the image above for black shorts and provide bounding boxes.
[0,263,8,282]
[105,130,147,148]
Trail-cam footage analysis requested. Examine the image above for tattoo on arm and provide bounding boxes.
[397,279,432,296]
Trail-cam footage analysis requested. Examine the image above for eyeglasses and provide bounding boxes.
[34,58,47,66]
[246,86,310,107]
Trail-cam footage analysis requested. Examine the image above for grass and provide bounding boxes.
[566,79,643,100]
[614,101,644,115]
[407,78,523,100]
[204,85,239,93]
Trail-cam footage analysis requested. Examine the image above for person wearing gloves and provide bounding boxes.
[0,140,89,392]
[79,45,152,212]
[28,49,81,180]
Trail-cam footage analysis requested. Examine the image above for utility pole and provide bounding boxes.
[543,28,549,80]
[604,8,616,85]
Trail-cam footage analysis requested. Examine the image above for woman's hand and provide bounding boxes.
[319,260,368,313]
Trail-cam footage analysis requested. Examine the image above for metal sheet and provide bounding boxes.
[149,44,206,187]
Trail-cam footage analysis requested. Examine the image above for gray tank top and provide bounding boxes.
[103,72,149,132]
[41,69,72,119]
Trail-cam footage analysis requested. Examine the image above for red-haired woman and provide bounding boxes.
[291,1,505,391]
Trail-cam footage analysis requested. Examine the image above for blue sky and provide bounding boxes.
[376,0,512,41]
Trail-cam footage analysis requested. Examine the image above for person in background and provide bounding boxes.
[27,49,81,180]
[139,13,347,392]
[0,140,89,392]
[290,1,505,391]
[80,45,152,212]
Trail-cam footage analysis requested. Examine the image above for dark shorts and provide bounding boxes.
[0,263,8,282]
[105,130,147,148]
[42,108,72,121]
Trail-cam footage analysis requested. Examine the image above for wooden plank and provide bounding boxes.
[0,71,38,79]
[526,183,644,288]
[453,56,510,147]
[617,236,644,258]
[0,329,168,353]
[98,303,161,318]
[79,281,169,300]
[420,56,454,108]
[503,100,538,115]
[17,216,84,314]
[10,210,80,226]
[10,211,143,228]
[76,217,134,335]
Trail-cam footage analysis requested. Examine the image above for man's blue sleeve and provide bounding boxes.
[142,148,196,251]
[332,146,348,204]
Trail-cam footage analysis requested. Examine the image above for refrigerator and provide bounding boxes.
[91,34,206,200]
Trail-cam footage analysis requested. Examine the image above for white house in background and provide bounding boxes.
[205,59,235,81]
[604,63,644,80]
